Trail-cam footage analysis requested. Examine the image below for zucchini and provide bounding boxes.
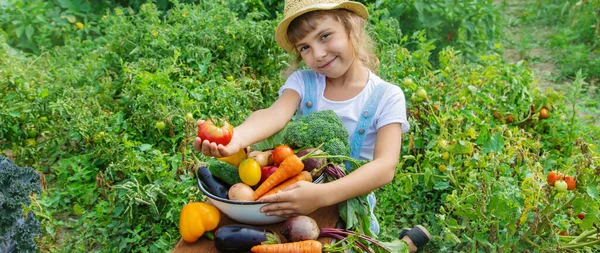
[208,159,242,185]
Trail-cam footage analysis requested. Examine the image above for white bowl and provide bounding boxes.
[197,173,325,225]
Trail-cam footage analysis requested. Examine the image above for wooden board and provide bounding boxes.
[171,204,339,253]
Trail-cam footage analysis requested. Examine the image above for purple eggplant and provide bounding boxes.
[197,165,229,199]
[214,224,280,253]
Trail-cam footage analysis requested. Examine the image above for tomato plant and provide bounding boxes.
[272,145,294,165]
[198,119,234,146]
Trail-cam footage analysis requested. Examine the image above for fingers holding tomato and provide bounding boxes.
[198,119,233,146]
[194,118,241,158]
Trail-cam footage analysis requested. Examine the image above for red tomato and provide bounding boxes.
[259,166,278,185]
[547,171,563,186]
[198,119,233,146]
[272,145,294,165]
[564,176,576,190]
[577,213,585,220]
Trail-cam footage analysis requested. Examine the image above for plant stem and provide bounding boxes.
[561,239,600,249]
[568,229,597,245]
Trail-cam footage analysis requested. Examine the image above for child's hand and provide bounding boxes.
[259,181,325,218]
[193,119,243,158]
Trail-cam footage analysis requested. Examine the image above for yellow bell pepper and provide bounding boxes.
[179,202,221,243]
[217,148,246,167]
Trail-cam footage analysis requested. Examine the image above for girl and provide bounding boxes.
[194,0,430,251]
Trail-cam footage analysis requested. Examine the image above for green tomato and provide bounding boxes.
[155,121,166,130]
[40,116,48,122]
[226,75,234,82]
[25,138,36,147]
[438,164,447,172]
[416,88,427,100]
[403,77,414,86]
[217,45,225,51]
[555,180,568,192]
[442,152,450,160]
[185,113,194,122]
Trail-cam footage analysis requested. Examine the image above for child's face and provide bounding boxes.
[293,16,355,78]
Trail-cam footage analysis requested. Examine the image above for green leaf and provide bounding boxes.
[73,203,83,215]
[586,183,598,200]
[381,239,409,253]
[140,144,153,151]
[448,141,474,154]
[482,132,504,153]
[434,180,450,190]
[63,14,77,23]
[25,25,34,40]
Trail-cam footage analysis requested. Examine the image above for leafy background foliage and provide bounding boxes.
[1,0,599,252]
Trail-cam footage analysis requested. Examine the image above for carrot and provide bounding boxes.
[258,171,313,200]
[252,154,304,200]
[251,240,322,253]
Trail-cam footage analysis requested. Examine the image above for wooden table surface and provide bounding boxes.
[171,204,339,253]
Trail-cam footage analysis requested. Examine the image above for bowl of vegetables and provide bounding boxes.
[196,149,326,226]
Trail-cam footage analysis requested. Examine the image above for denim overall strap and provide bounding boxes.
[300,70,317,115]
[347,83,390,238]
[348,83,390,161]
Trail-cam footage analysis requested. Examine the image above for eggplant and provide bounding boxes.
[197,165,229,198]
[214,224,280,253]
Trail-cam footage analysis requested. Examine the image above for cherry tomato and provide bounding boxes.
[547,171,563,186]
[438,164,447,172]
[416,88,427,100]
[155,121,166,130]
[272,145,295,165]
[185,113,194,122]
[198,119,233,146]
[238,159,261,186]
[555,180,568,192]
[539,108,550,120]
[563,176,576,190]
[577,213,585,220]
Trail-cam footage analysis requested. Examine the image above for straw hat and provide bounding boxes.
[275,0,369,52]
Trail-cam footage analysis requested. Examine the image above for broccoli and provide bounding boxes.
[0,156,42,253]
[283,110,351,163]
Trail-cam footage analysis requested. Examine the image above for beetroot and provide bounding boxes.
[280,215,320,242]
[296,148,326,174]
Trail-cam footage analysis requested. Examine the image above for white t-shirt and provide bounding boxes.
[278,69,410,160]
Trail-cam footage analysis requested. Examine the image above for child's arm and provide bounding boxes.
[260,123,403,216]
[194,89,301,157]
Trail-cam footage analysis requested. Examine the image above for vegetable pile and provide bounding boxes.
[185,111,408,252]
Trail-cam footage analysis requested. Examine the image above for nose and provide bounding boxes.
[312,44,327,60]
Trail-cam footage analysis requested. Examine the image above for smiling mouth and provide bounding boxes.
[318,57,337,68]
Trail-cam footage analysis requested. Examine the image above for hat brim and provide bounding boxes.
[275,2,368,53]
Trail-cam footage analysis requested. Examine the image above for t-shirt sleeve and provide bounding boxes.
[376,85,410,133]
[278,71,304,100]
